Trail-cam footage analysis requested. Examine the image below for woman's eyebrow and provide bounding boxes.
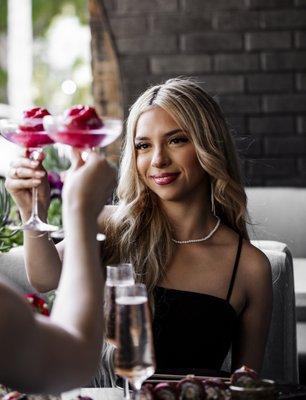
[135,129,184,141]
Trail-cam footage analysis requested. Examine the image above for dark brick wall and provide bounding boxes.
[90,0,306,187]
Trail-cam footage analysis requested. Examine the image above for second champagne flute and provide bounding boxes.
[105,263,135,346]
[105,263,134,400]
[115,284,155,400]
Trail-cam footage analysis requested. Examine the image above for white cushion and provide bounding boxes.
[246,187,306,258]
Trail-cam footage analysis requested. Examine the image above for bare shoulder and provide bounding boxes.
[240,240,272,294]
[97,205,118,231]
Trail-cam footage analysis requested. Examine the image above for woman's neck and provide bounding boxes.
[160,194,217,242]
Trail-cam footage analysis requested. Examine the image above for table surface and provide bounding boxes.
[60,385,306,400]
[61,388,124,400]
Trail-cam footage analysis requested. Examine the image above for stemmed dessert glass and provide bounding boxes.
[115,284,155,400]
[43,115,122,151]
[0,118,58,232]
[43,110,122,240]
[105,263,135,399]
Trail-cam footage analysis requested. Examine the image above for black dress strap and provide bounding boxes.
[226,235,243,302]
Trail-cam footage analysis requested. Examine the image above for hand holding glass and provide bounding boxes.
[0,118,58,232]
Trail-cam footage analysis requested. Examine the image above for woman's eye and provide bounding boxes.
[170,137,189,145]
[135,142,149,150]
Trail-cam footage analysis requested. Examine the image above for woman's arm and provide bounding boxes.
[5,152,63,292]
[231,245,273,373]
[0,152,116,393]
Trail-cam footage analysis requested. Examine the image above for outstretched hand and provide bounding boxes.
[62,149,117,221]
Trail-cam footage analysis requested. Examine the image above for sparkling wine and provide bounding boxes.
[105,280,134,346]
[105,285,117,346]
[115,296,155,385]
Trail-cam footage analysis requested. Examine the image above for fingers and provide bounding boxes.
[8,166,45,180]
[24,148,45,161]
[70,148,85,171]
[5,176,42,191]
[10,158,39,169]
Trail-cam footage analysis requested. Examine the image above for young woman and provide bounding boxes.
[6,78,272,383]
[1,152,116,392]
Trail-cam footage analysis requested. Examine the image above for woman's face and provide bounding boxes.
[135,106,208,203]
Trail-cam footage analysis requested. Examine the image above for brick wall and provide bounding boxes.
[90,0,306,186]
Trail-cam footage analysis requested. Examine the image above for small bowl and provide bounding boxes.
[230,379,276,400]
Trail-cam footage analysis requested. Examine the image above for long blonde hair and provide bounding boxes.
[104,78,248,297]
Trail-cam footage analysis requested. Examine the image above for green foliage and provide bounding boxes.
[48,198,62,227]
[0,68,7,86]
[0,180,23,253]
[43,146,71,173]
[32,0,88,37]
[0,227,23,252]
[0,0,7,32]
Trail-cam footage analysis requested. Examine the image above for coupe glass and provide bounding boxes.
[0,118,58,232]
[43,114,122,240]
[115,284,155,400]
[43,115,122,150]
[105,263,135,400]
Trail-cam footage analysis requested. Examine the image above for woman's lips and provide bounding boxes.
[151,173,180,185]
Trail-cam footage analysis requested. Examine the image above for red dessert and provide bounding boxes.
[2,107,54,148]
[48,105,106,148]
[19,107,51,132]
[64,105,103,130]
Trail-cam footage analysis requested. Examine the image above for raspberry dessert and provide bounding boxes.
[45,105,107,148]
[64,105,103,130]
[19,107,51,133]
[43,105,122,149]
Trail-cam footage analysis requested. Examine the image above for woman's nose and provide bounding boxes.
[151,147,171,168]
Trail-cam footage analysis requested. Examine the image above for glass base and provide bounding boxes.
[18,217,59,232]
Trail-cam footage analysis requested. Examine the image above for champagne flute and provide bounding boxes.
[105,263,135,399]
[0,118,58,232]
[115,284,155,400]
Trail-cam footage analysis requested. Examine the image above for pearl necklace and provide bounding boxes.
[171,216,221,244]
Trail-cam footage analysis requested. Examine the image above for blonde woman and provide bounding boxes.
[6,78,272,381]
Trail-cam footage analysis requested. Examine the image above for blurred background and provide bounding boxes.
[0,0,306,382]
[0,0,305,186]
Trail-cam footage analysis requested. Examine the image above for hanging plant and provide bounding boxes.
[0,179,23,252]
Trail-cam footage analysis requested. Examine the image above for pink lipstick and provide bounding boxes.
[151,173,180,185]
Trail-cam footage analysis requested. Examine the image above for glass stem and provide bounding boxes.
[133,390,141,400]
[133,381,142,400]
[31,186,39,219]
[124,378,131,400]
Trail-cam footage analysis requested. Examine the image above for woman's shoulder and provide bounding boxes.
[97,205,118,231]
[241,240,271,273]
[239,239,272,294]
[218,225,271,284]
